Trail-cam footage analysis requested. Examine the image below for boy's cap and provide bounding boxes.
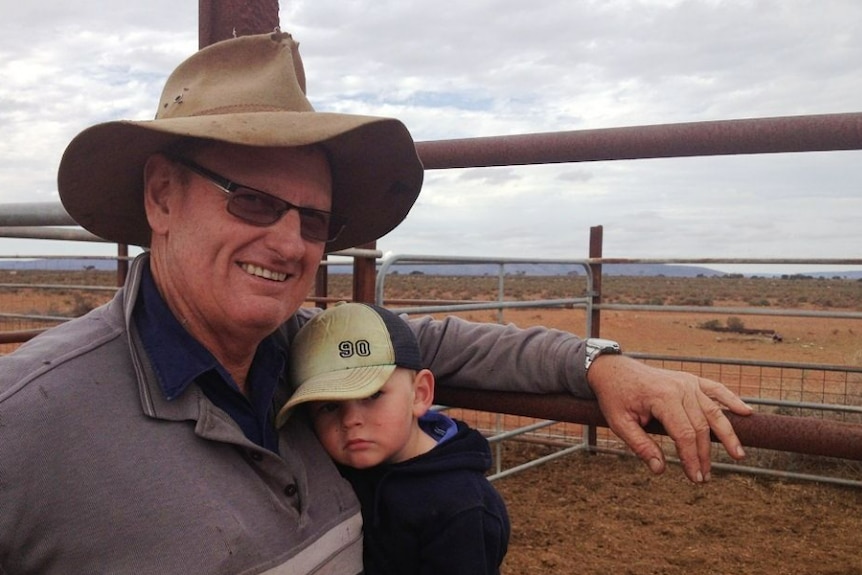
[276,302,422,427]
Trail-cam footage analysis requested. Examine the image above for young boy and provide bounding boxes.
[276,302,510,575]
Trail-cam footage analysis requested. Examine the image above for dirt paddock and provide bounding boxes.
[495,443,862,575]
[468,304,862,575]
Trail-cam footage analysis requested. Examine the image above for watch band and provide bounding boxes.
[584,338,622,373]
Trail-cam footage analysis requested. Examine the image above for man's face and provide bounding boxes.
[145,143,332,350]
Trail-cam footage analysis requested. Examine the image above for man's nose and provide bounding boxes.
[265,209,307,256]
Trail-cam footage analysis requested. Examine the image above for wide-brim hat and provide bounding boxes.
[58,31,424,253]
[275,302,423,428]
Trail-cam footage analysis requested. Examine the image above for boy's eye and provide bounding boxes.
[313,402,339,415]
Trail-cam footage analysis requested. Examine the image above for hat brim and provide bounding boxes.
[275,364,396,428]
[58,111,424,253]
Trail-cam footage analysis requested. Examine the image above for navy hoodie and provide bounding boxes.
[339,416,510,575]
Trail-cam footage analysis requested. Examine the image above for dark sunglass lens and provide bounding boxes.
[228,190,281,225]
[225,184,337,242]
[299,210,332,242]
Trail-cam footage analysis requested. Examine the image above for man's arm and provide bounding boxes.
[409,314,752,483]
[409,314,591,396]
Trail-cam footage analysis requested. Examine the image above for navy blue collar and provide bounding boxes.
[133,264,284,451]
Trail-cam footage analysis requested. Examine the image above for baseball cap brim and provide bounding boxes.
[275,364,396,428]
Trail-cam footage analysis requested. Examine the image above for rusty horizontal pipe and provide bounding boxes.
[0,329,45,345]
[434,387,862,461]
[0,227,104,242]
[415,112,862,169]
[0,203,75,227]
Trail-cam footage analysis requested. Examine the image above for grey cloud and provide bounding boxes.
[1,0,860,271]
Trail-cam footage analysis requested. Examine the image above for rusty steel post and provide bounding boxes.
[198,0,280,48]
[116,243,128,287]
[352,242,378,304]
[315,255,329,310]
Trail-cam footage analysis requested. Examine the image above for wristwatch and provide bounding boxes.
[584,338,622,373]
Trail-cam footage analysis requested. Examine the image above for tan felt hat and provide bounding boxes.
[58,31,424,253]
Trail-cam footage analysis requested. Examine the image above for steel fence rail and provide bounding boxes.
[0,203,76,227]
[435,388,862,462]
[0,227,104,242]
[414,112,862,169]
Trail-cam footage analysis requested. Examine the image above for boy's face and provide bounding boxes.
[307,368,436,469]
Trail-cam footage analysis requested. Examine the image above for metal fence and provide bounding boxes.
[370,252,862,487]
[3,249,861,486]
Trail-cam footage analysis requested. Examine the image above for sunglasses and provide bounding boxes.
[174,157,345,243]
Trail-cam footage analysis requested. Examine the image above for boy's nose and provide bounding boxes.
[339,401,363,427]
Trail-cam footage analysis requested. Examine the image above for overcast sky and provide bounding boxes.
[1,0,861,273]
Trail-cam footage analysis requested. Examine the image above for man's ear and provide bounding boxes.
[143,153,181,235]
[412,369,436,417]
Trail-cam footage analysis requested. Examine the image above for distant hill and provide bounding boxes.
[349,262,724,277]
[348,262,862,279]
[2,257,860,279]
[0,258,716,276]
[0,258,121,271]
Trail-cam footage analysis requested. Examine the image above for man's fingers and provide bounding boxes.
[652,392,709,483]
[661,379,748,481]
[699,390,748,461]
[701,379,754,416]
[603,409,668,476]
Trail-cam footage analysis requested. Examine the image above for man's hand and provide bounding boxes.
[587,354,752,483]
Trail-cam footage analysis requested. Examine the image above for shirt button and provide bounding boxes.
[248,450,263,462]
[284,483,298,497]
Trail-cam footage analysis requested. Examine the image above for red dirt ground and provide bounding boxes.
[485,308,862,575]
[495,445,862,575]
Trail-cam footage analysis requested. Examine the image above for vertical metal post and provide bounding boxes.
[589,225,604,337]
[116,244,129,287]
[586,225,604,451]
[352,242,377,303]
[198,0,280,48]
[315,254,329,309]
[497,263,505,324]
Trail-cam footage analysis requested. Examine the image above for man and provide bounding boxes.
[0,32,750,574]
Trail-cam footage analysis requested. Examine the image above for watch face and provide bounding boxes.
[587,338,621,353]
